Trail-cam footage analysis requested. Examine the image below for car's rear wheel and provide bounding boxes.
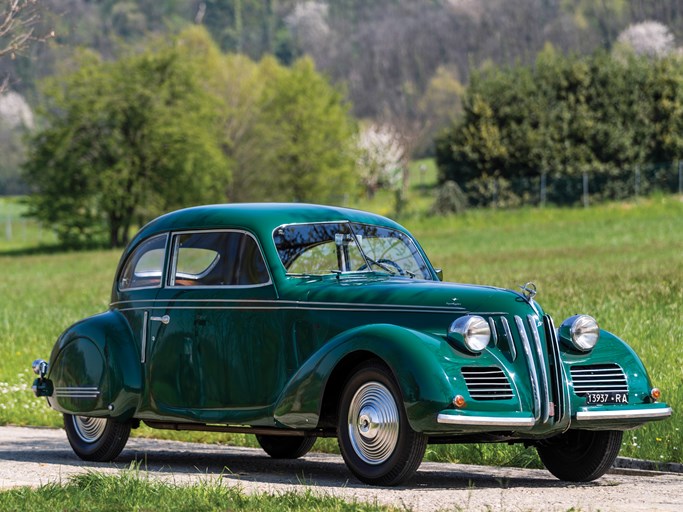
[255,434,316,459]
[337,361,427,486]
[536,429,623,482]
[63,413,131,462]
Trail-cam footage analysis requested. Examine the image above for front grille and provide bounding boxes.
[461,366,513,400]
[570,364,628,396]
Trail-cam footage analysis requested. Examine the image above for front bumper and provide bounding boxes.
[436,403,672,430]
[436,410,536,428]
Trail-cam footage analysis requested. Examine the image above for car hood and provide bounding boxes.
[298,274,536,316]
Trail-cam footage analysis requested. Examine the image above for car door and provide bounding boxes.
[147,230,289,421]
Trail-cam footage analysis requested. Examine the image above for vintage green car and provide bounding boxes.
[32,203,671,485]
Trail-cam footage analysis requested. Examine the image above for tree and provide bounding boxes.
[24,39,228,247]
[615,21,676,58]
[258,57,357,202]
[356,124,404,198]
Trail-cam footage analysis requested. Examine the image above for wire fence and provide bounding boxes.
[464,161,683,208]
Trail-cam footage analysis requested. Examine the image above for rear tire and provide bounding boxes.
[337,361,427,486]
[63,414,131,462]
[255,434,316,459]
[536,429,623,482]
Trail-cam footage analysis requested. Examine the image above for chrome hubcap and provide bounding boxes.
[72,416,107,443]
[347,382,399,465]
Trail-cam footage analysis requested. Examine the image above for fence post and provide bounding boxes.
[635,165,640,198]
[540,171,547,207]
[679,160,682,196]
[5,212,11,241]
[582,172,589,208]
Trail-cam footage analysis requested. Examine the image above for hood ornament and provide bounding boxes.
[520,282,537,300]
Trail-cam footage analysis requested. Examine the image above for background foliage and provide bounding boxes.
[436,48,683,206]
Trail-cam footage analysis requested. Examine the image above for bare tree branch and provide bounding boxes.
[0,0,51,80]
[0,0,53,93]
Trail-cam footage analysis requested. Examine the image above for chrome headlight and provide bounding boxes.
[448,315,491,353]
[559,315,600,351]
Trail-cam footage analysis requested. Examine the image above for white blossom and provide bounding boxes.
[616,21,675,58]
[357,124,405,195]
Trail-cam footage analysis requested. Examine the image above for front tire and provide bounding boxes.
[255,434,316,459]
[536,429,623,482]
[337,361,427,486]
[63,414,131,462]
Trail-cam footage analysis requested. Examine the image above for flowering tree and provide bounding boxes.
[616,21,675,58]
[357,124,405,198]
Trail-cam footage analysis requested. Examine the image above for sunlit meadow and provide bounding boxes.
[1,177,681,468]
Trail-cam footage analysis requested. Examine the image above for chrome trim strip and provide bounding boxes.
[545,315,570,425]
[488,317,498,346]
[141,311,148,364]
[515,315,541,423]
[54,387,100,398]
[437,413,535,427]
[528,315,550,423]
[500,316,517,360]
[576,407,672,421]
[111,298,501,314]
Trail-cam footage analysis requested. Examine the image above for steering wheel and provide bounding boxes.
[358,258,405,276]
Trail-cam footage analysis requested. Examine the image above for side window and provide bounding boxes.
[119,234,168,290]
[170,231,270,287]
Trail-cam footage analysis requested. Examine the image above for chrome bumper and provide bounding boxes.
[576,405,672,421]
[436,412,536,428]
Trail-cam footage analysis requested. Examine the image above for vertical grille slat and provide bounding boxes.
[543,314,566,424]
[461,367,513,400]
[570,364,628,396]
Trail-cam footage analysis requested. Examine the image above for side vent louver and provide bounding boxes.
[461,366,513,400]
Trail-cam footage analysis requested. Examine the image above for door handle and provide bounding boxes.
[150,315,171,325]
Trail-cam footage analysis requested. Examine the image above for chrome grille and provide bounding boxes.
[461,367,513,400]
[570,364,628,396]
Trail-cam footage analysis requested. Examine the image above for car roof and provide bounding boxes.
[127,203,406,252]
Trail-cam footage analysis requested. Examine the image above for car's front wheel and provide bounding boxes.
[63,413,131,462]
[337,361,427,486]
[255,434,316,459]
[536,429,623,482]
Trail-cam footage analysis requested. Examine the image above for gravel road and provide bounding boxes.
[0,425,681,511]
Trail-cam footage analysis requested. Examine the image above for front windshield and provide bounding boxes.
[273,222,433,280]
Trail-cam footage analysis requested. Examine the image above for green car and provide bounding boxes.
[32,203,671,486]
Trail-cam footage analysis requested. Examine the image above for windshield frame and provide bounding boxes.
[272,220,435,280]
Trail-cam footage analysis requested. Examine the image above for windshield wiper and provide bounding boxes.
[364,256,397,275]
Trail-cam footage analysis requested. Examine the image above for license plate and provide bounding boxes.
[585,392,629,405]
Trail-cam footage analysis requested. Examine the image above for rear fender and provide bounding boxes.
[274,324,456,431]
[46,310,141,420]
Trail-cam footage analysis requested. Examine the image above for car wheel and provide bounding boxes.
[63,413,131,462]
[337,361,427,486]
[536,429,623,482]
[255,434,316,459]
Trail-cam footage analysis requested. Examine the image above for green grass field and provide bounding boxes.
[1,170,681,469]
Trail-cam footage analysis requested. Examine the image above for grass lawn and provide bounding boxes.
[1,174,681,468]
[0,470,394,511]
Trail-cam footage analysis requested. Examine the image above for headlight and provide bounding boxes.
[559,315,600,351]
[448,315,491,353]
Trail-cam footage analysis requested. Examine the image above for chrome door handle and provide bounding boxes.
[150,315,171,325]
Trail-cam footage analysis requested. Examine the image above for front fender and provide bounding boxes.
[46,310,140,420]
[274,323,457,431]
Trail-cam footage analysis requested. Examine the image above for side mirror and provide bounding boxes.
[434,268,444,281]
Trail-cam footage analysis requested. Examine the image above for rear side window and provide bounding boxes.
[119,234,168,290]
[170,231,270,287]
